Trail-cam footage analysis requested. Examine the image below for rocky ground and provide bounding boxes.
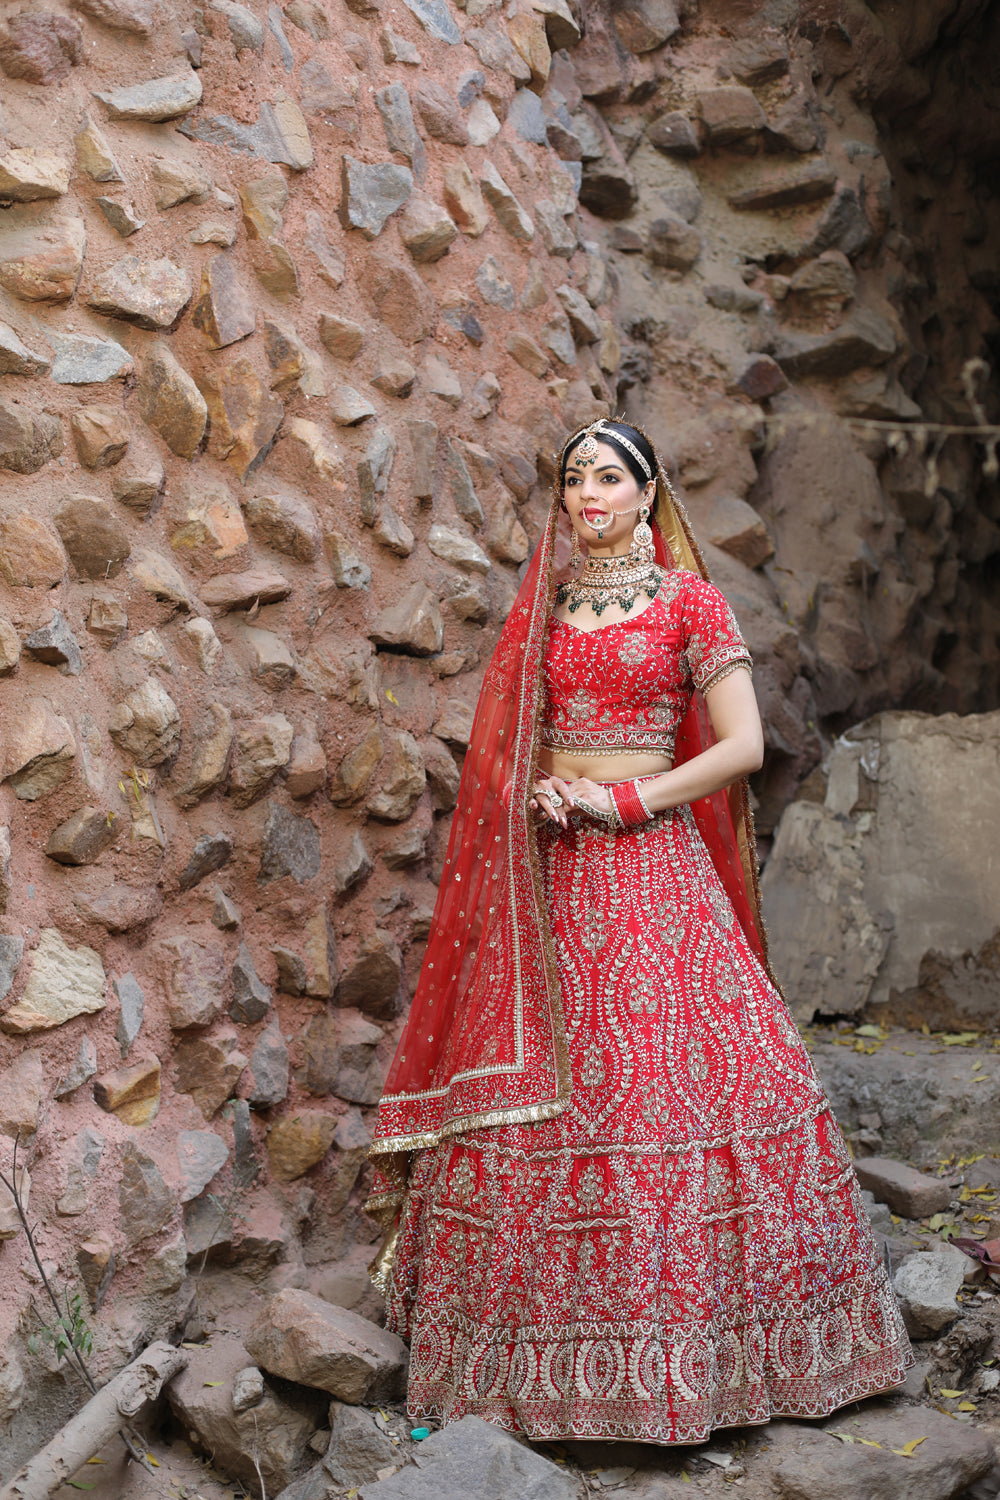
[15,1023,998,1500]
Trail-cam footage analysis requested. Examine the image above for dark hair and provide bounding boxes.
[560,420,656,488]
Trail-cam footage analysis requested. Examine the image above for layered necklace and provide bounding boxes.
[555,551,663,616]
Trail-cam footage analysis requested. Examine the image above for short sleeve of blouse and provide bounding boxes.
[680,575,753,694]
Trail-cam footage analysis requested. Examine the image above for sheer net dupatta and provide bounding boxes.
[365,501,572,1244]
[653,477,776,986]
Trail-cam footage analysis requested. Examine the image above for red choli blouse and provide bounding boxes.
[540,569,752,761]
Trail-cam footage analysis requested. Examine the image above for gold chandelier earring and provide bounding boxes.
[629,498,654,565]
[571,527,582,567]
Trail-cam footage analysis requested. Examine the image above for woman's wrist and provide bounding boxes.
[610,779,656,826]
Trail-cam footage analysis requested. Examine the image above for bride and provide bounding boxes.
[364,418,913,1442]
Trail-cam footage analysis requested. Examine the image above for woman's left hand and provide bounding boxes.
[566,779,615,819]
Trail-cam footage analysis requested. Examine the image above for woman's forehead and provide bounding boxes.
[565,439,629,471]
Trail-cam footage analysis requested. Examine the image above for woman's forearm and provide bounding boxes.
[641,736,762,813]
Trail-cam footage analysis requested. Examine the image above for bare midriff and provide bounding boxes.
[536,748,674,785]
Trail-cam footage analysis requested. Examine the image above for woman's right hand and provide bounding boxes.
[530,776,574,828]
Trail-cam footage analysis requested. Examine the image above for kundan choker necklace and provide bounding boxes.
[555,552,663,616]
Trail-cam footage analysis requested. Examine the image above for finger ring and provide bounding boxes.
[547,792,564,809]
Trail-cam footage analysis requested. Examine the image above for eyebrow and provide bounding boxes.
[565,461,626,473]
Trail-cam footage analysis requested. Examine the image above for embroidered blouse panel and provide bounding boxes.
[540,570,752,760]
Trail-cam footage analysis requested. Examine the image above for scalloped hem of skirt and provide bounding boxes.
[404,1348,918,1446]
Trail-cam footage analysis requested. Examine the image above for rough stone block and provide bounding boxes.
[853,1157,952,1219]
[246,1289,408,1402]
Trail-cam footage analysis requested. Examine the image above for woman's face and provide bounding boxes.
[562,439,653,551]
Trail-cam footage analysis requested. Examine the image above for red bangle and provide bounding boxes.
[610,779,652,826]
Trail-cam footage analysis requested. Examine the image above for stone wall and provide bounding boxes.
[0,0,997,1466]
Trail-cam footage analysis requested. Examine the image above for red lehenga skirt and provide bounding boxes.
[382,803,915,1442]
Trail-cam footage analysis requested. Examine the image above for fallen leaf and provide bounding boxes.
[64,1485,97,1493]
[203,1381,224,1387]
[386,689,399,705]
[939,1388,965,1398]
[889,1436,927,1457]
[146,1454,160,1467]
[958,1402,978,1412]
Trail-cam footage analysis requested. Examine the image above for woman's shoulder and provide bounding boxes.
[657,567,730,613]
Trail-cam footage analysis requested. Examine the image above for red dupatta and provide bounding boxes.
[365,448,777,1279]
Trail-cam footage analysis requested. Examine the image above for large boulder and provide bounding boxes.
[245,1289,407,1404]
[762,711,1000,1026]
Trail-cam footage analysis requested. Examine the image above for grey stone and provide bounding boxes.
[331,832,373,896]
[167,1332,323,1495]
[23,612,82,676]
[87,254,192,330]
[853,1157,952,1219]
[48,331,132,385]
[407,418,437,498]
[96,197,145,237]
[375,83,423,166]
[118,1139,175,1243]
[728,160,837,212]
[802,184,873,260]
[893,1247,967,1338]
[179,100,313,171]
[339,157,413,239]
[159,936,229,1030]
[232,1365,265,1411]
[54,1034,97,1097]
[259,802,322,884]
[359,1416,579,1498]
[177,1128,229,1203]
[444,439,484,523]
[179,832,234,892]
[0,934,23,1006]
[114,972,144,1056]
[246,1290,408,1403]
[479,161,534,240]
[772,1403,994,1499]
[399,0,460,43]
[773,309,897,377]
[109,684,182,768]
[56,1126,105,1216]
[231,940,272,1024]
[535,201,577,257]
[183,1193,234,1259]
[2,928,104,1034]
[475,256,516,311]
[212,888,241,931]
[246,1017,290,1107]
[428,524,491,574]
[336,930,402,1020]
[323,1401,398,1487]
[541,313,576,367]
[508,88,548,144]
[555,284,602,343]
[369,582,444,657]
[647,212,702,271]
[330,385,376,426]
[647,110,700,156]
[94,70,202,122]
[324,532,370,590]
[212,0,264,50]
[0,323,49,377]
[268,3,295,67]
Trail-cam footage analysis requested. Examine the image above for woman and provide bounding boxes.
[365,419,914,1443]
